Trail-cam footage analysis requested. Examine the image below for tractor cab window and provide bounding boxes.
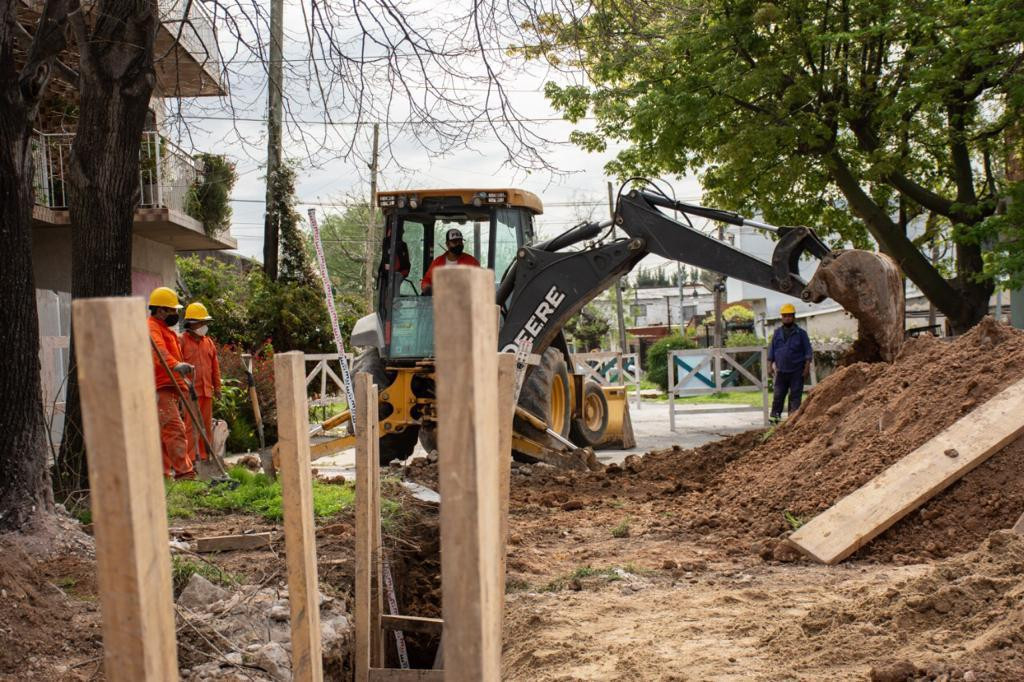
[494,208,527,283]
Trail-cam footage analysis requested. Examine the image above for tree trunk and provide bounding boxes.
[826,152,991,333]
[55,0,159,497]
[0,0,64,530]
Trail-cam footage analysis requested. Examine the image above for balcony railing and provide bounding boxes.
[33,131,204,216]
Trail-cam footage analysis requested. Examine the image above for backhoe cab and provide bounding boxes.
[333,188,628,469]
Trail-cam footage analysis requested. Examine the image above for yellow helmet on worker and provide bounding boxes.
[149,286,182,309]
[184,302,213,321]
[779,303,796,315]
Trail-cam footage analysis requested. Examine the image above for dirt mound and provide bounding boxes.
[768,530,1024,679]
[481,318,1024,563]
[636,317,1022,561]
[0,535,102,679]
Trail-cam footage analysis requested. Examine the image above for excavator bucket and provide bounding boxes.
[598,386,636,449]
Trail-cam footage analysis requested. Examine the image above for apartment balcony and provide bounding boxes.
[155,0,225,97]
[17,0,225,97]
[32,131,236,251]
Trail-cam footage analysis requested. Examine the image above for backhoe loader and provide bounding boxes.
[300,180,902,470]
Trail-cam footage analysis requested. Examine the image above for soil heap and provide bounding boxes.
[482,318,1024,563]
[766,529,1024,679]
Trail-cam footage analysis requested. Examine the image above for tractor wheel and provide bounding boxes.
[352,348,420,465]
[513,347,571,462]
[569,381,609,447]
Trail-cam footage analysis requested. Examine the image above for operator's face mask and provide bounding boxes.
[191,324,209,336]
[164,314,180,327]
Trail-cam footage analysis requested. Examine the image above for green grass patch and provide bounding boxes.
[676,391,764,407]
[610,517,631,538]
[171,555,240,595]
[166,466,355,521]
[783,510,806,531]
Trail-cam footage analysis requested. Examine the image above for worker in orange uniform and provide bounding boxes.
[180,302,221,473]
[420,228,480,295]
[148,287,195,479]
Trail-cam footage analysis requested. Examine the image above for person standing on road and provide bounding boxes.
[420,227,480,294]
[180,302,221,472]
[768,303,813,424]
[148,287,195,479]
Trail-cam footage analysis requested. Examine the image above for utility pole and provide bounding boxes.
[608,182,628,352]
[713,226,725,348]
[365,123,380,308]
[676,262,685,334]
[262,0,284,280]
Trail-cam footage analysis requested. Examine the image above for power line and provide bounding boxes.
[176,113,593,126]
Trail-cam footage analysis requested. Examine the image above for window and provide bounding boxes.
[494,208,524,283]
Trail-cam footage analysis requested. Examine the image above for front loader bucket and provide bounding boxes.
[599,387,636,449]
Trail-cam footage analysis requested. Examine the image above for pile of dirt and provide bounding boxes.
[0,533,103,679]
[470,318,1024,563]
[765,529,1024,679]
[677,317,1024,561]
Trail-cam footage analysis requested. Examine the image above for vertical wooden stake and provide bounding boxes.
[274,351,324,682]
[354,372,378,682]
[434,267,502,682]
[72,297,179,681]
[371,433,385,666]
[497,353,516,601]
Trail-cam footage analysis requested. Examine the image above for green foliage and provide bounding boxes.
[266,160,315,285]
[632,266,678,288]
[725,332,764,348]
[645,333,698,390]
[528,0,1024,317]
[783,510,807,531]
[177,255,345,353]
[185,153,238,237]
[704,305,755,328]
[610,518,631,538]
[171,556,240,595]
[565,304,611,350]
[309,203,380,301]
[165,466,356,521]
[213,380,260,452]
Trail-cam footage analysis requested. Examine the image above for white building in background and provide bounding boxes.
[590,284,715,330]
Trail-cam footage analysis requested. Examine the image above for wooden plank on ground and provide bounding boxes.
[274,351,325,681]
[790,376,1024,564]
[381,614,444,635]
[434,267,502,682]
[497,352,515,601]
[195,532,272,553]
[368,669,444,682]
[72,297,179,681]
[355,372,378,682]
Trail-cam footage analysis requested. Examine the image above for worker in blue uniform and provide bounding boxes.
[768,303,813,423]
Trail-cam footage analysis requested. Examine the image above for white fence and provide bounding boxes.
[305,353,354,407]
[570,351,642,406]
[668,346,769,428]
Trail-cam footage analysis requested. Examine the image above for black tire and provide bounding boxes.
[352,348,420,465]
[569,381,609,447]
[513,347,571,461]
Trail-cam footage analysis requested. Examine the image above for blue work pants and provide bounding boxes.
[771,369,805,418]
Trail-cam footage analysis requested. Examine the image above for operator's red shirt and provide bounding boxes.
[421,253,481,290]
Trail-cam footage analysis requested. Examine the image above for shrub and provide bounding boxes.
[725,332,764,348]
[185,153,237,237]
[645,333,698,391]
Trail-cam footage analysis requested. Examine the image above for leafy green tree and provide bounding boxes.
[565,304,611,350]
[307,203,379,302]
[529,0,1024,331]
[269,160,314,286]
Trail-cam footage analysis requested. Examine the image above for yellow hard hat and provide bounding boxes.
[780,303,796,315]
[184,302,212,321]
[149,287,182,309]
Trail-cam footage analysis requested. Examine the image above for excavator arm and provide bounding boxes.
[498,188,832,356]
